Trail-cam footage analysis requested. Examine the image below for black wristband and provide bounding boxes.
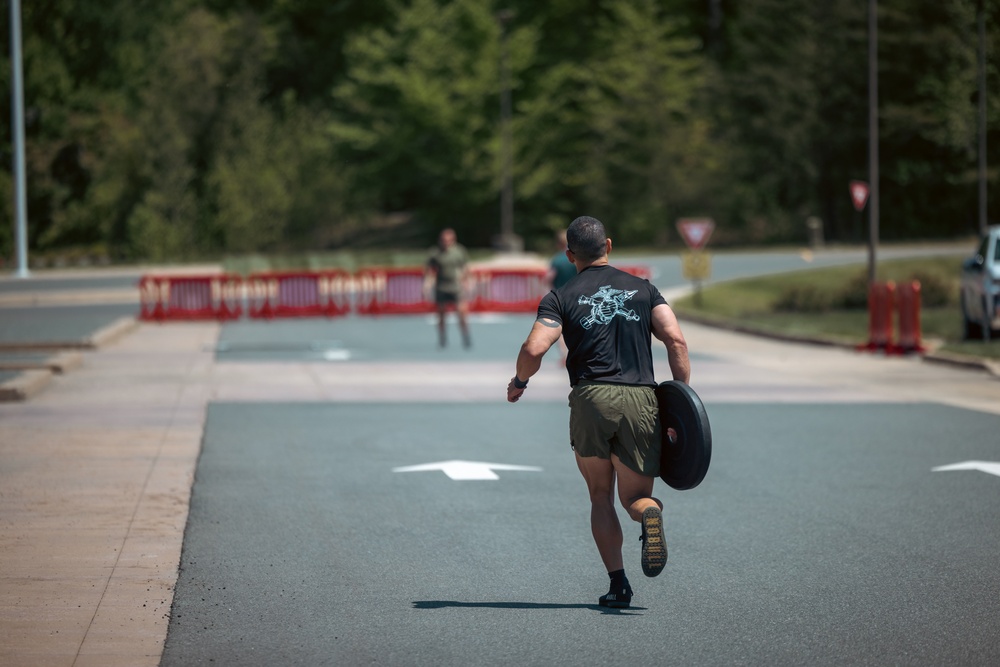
[513,376,529,389]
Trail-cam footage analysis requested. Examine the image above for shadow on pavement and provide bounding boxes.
[412,600,646,615]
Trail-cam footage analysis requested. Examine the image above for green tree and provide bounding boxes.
[332,0,540,244]
[877,0,1000,239]
[578,0,714,244]
[125,8,229,260]
[713,0,823,243]
[0,0,177,258]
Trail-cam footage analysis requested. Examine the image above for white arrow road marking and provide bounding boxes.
[932,461,1000,478]
[392,460,543,481]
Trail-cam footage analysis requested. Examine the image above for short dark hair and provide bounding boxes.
[566,216,607,262]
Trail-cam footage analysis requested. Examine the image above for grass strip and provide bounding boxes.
[673,256,1000,360]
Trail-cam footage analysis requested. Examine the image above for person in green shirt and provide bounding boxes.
[425,228,472,348]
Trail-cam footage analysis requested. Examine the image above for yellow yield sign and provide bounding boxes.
[681,251,711,281]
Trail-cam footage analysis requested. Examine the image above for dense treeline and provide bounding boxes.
[2,0,999,261]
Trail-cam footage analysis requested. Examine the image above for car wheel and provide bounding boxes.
[985,297,995,341]
[961,293,983,340]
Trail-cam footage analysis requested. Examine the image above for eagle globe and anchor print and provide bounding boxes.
[578,285,640,329]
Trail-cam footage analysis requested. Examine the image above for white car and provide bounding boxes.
[960,225,1000,339]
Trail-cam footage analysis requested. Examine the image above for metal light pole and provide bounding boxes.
[9,0,30,277]
[978,0,988,237]
[495,10,520,252]
[867,0,879,287]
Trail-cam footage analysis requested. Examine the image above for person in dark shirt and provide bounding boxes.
[546,229,577,363]
[547,229,577,289]
[506,215,690,609]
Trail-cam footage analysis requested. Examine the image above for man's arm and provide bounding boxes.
[507,317,563,403]
[651,303,691,384]
[423,255,437,298]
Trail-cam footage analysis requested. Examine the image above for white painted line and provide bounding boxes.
[931,461,1000,478]
[393,460,543,481]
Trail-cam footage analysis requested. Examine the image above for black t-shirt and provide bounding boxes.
[536,264,667,387]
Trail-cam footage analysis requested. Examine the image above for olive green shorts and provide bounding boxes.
[568,381,661,476]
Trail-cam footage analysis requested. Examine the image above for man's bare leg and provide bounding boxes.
[576,452,635,607]
[611,455,662,521]
[457,302,471,348]
[436,306,448,347]
[612,455,666,577]
[575,453,623,572]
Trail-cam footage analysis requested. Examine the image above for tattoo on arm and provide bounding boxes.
[536,317,560,328]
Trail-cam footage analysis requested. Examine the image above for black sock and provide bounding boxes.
[609,569,629,591]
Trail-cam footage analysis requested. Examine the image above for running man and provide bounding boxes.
[506,216,691,609]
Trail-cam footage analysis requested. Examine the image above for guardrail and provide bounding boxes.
[138,264,654,321]
[468,268,548,313]
[138,274,243,322]
[354,268,434,315]
[247,270,351,319]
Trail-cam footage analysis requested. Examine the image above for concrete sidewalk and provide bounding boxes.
[0,322,219,667]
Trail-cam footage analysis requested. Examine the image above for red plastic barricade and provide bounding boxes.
[894,280,926,354]
[247,270,351,319]
[354,268,434,315]
[468,268,549,313]
[857,281,895,352]
[138,274,243,321]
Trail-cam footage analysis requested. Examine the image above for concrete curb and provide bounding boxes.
[0,369,53,401]
[0,316,138,352]
[923,350,1000,378]
[0,319,136,402]
[0,350,84,374]
[89,316,139,348]
[48,350,85,372]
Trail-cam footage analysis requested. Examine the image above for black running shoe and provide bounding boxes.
[640,506,667,577]
[598,583,633,609]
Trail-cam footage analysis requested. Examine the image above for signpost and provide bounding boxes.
[9,0,29,277]
[850,179,876,287]
[677,218,714,305]
[867,0,880,288]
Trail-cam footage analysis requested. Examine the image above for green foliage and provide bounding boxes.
[5,0,1000,263]
[909,270,957,308]
[331,0,528,243]
[773,261,960,313]
[579,0,713,245]
[837,271,871,310]
[774,284,836,313]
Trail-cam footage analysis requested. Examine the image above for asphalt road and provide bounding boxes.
[160,246,998,666]
[162,399,1000,666]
